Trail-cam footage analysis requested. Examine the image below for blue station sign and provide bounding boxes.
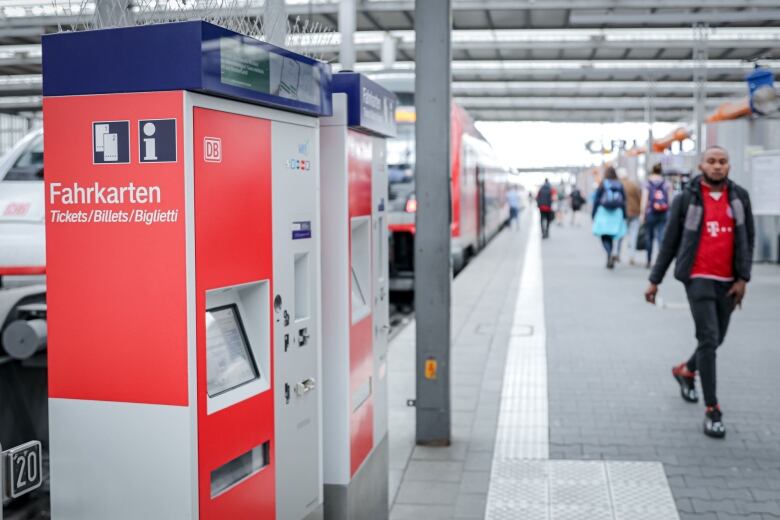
[331,72,397,138]
[42,21,332,117]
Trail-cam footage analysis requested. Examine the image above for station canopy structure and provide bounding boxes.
[0,0,780,122]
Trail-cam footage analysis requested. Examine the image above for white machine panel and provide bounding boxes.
[272,119,323,519]
[371,135,390,444]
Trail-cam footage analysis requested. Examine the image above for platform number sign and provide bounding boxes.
[2,441,42,499]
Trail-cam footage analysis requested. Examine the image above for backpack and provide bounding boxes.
[537,185,553,207]
[648,180,670,214]
[571,189,584,210]
[599,180,624,210]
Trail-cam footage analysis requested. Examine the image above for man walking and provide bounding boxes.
[618,169,642,264]
[507,185,522,230]
[536,179,555,239]
[644,146,754,438]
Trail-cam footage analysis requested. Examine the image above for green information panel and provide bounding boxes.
[220,37,271,93]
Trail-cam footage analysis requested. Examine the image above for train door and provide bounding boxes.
[477,164,487,249]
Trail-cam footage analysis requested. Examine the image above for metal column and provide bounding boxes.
[265,0,287,47]
[94,0,131,28]
[339,0,356,70]
[381,33,397,70]
[414,0,452,446]
[693,23,709,155]
[645,79,655,177]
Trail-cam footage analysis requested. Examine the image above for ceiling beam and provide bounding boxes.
[301,33,780,55]
[569,9,780,25]
[468,108,692,122]
[457,96,723,110]
[451,81,745,96]
[4,1,780,27]
[358,59,780,78]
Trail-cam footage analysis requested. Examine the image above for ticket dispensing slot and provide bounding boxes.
[205,281,271,415]
[210,441,271,498]
[351,216,371,324]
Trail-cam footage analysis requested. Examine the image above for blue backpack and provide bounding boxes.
[599,180,624,210]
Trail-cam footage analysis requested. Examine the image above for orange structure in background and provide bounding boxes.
[626,97,754,156]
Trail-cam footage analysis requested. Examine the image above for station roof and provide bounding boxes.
[0,0,779,122]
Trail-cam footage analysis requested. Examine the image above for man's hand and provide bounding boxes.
[644,283,659,304]
[727,279,747,308]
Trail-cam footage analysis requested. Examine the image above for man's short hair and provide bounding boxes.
[702,145,729,160]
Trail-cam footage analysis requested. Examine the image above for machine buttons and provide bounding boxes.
[294,378,316,396]
[284,333,290,352]
[283,310,290,327]
[298,327,309,347]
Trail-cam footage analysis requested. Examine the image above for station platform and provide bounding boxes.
[386,211,780,520]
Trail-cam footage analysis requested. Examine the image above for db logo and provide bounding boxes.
[204,137,222,163]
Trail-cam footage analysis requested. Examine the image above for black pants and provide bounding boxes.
[684,278,735,407]
[540,210,553,237]
[600,235,614,259]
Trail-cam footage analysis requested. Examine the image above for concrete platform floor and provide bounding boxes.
[386,210,780,520]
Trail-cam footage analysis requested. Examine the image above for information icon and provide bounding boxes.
[139,119,177,163]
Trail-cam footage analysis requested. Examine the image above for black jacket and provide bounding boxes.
[649,175,755,285]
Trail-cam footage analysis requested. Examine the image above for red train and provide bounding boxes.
[386,102,511,291]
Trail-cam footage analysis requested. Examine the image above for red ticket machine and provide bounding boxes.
[320,72,397,519]
[43,22,329,520]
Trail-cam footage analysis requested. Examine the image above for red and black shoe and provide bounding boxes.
[704,405,726,439]
[672,363,698,403]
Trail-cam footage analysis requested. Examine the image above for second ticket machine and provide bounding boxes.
[320,72,397,519]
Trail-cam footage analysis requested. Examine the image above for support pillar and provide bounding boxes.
[414,0,452,446]
[265,0,287,47]
[381,33,396,70]
[339,0,356,70]
[693,23,709,155]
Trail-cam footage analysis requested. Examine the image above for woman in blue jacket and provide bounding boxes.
[592,166,628,269]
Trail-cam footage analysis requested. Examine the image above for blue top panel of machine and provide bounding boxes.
[42,21,332,117]
[331,72,397,137]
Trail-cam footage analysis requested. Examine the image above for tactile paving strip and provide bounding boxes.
[486,460,679,520]
[485,217,680,520]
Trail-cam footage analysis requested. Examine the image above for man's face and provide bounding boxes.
[699,148,730,184]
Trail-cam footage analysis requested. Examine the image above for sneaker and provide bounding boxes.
[672,363,698,403]
[704,405,726,439]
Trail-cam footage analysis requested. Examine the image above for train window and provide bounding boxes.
[5,134,44,181]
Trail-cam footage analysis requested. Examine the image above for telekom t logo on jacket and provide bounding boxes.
[706,221,733,237]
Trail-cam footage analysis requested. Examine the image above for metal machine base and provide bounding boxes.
[304,503,324,520]
[324,435,388,520]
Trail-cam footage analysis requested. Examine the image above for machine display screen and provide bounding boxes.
[206,304,259,397]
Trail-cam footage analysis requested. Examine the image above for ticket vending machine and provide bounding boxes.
[320,72,397,519]
[42,22,328,520]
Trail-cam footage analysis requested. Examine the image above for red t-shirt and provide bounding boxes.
[690,182,735,281]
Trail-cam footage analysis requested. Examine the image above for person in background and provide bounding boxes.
[618,168,642,265]
[645,146,754,439]
[506,185,521,230]
[591,167,627,269]
[536,179,555,239]
[570,184,585,226]
[555,181,567,226]
[642,163,673,268]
